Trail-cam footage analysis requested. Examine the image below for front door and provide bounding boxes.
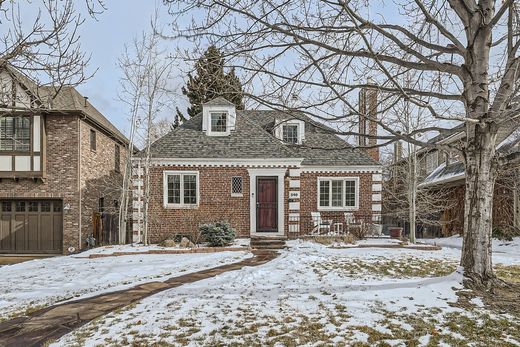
[256,177,278,232]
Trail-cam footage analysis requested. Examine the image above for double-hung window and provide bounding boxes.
[0,116,30,152]
[210,112,227,133]
[282,124,299,144]
[164,171,199,208]
[318,177,359,210]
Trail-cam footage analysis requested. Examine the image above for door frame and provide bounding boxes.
[256,176,278,232]
[247,168,286,236]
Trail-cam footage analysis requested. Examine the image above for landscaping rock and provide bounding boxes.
[180,237,194,248]
[162,239,176,248]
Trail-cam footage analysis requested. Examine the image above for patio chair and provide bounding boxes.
[310,212,332,235]
[344,212,363,235]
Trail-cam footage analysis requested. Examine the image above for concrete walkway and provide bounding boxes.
[0,250,278,347]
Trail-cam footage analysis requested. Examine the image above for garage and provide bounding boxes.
[0,200,63,254]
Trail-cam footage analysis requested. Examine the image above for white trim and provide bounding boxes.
[248,168,286,236]
[372,183,382,192]
[372,204,382,212]
[289,201,300,210]
[317,176,360,211]
[372,173,382,181]
[163,170,200,209]
[372,193,382,201]
[289,168,301,177]
[289,179,300,188]
[145,157,303,167]
[301,165,382,173]
[207,111,231,136]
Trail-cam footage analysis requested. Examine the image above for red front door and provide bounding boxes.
[256,177,278,232]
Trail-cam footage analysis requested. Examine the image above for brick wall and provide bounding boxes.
[144,166,252,243]
[0,114,81,252]
[79,119,126,243]
[299,171,375,232]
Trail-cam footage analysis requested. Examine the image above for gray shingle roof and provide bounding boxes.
[149,109,379,166]
[3,64,128,145]
[203,96,235,107]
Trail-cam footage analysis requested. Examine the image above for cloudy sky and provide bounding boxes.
[75,0,182,136]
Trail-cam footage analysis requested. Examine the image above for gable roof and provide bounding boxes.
[148,109,379,166]
[2,64,128,145]
[203,96,236,107]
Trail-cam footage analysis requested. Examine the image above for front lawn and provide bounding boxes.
[0,247,251,322]
[53,240,520,346]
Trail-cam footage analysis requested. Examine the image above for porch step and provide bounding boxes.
[250,237,287,250]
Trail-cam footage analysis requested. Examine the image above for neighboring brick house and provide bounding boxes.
[133,95,382,242]
[416,128,520,236]
[0,65,129,254]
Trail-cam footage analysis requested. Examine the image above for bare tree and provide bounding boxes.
[0,1,106,98]
[118,11,175,245]
[165,0,520,287]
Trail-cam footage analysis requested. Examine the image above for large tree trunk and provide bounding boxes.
[461,129,497,287]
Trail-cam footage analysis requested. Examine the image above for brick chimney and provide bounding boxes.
[358,82,379,162]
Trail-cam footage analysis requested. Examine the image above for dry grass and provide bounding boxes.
[307,234,357,245]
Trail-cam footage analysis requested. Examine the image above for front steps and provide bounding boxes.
[250,236,287,250]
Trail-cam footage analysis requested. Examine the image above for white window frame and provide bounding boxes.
[208,111,229,136]
[317,177,359,211]
[282,124,299,144]
[231,176,243,197]
[163,170,200,208]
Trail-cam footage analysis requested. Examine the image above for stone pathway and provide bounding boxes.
[0,250,278,347]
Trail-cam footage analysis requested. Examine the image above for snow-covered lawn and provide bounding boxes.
[53,240,520,346]
[0,247,251,321]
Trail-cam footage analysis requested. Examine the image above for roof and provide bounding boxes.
[2,64,128,145]
[203,97,236,107]
[148,109,379,166]
[418,161,465,188]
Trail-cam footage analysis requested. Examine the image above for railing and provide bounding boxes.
[288,212,383,239]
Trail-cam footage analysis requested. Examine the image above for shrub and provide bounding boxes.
[199,222,236,247]
[493,226,520,241]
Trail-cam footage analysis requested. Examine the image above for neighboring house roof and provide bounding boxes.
[418,161,465,188]
[148,109,379,166]
[2,64,128,145]
[203,96,236,107]
[420,129,520,188]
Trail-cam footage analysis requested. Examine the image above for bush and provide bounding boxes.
[493,226,520,241]
[199,222,236,247]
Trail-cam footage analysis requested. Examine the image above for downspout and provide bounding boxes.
[78,116,82,249]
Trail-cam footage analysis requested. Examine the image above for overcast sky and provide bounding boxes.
[75,0,180,136]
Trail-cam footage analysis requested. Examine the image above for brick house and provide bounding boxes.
[0,66,129,254]
[132,94,382,242]
[416,128,520,236]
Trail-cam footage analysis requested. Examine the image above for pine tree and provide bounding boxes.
[171,107,187,130]
[181,46,244,118]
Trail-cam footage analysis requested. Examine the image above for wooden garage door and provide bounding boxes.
[0,200,63,254]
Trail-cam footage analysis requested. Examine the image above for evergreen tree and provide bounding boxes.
[171,107,187,130]
[181,46,244,118]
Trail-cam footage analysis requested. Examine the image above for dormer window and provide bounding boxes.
[210,112,227,133]
[202,97,236,137]
[275,119,305,145]
[282,124,299,144]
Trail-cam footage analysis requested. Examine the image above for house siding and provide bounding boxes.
[0,114,81,252]
[79,119,126,242]
[144,166,253,242]
[298,171,376,233]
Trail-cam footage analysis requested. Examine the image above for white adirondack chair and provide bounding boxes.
[311,212,332,235]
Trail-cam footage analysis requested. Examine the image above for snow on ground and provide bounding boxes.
[0,248,251,321]
[423,236,520,265]
[53,240,520,346]
[79,238,251,256]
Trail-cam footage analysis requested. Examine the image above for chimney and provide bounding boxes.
[393,141,402,163]
[358,81,379,162]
